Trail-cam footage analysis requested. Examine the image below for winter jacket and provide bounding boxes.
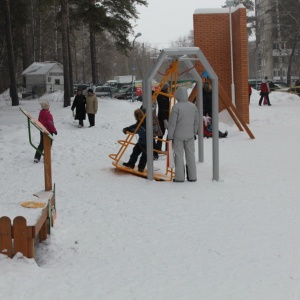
[123,122,146,146]
[248,84,252,95]
[168,87,198,140]
[260,79,270,94]
[38,109,57,134]
[71,94,86,120]
[86,94,98,114]
[157,93,170,121]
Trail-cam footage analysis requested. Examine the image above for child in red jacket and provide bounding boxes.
[34,100,57,163]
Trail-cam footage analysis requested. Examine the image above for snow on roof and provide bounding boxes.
[194,4,245,15]
[22,61,62,76]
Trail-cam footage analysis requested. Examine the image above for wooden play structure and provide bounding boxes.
[109,61,180,181]
[110,46,254,181]
[0,108,56,259]
[188,82,255,139]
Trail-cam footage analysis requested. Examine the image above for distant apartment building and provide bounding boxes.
[251,0,299,83]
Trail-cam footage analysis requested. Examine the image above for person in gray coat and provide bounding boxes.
[168,87,198,182]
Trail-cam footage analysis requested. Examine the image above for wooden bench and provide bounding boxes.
[0,108,57,259]
[0,190,56,259]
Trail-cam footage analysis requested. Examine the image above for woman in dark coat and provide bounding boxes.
[71,89,86,127]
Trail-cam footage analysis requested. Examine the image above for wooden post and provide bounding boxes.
[39,221,47,242]
[27,227,34,258]
[43,132,52,191]
[13,217,28,257]
[0,216,12,258]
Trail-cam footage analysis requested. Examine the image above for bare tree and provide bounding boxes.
[3,0,19,106]
[61,0,71,107]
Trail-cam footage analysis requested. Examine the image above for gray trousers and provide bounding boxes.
[173,137,197,181]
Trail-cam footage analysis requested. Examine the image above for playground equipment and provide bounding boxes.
[0,108,56,258]
[188,82,255,139]
[109,65,177,181]
[110,47,220,181]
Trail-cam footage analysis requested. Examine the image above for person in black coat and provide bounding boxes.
[156,83,170,151]
[203,82,212,117]
[71,89,86,128]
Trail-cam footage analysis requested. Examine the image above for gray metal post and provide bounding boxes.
[144,51,167,180]
[211,78,219,181]
[197,80,203,162]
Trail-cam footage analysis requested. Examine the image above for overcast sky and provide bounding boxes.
[131,0,226,48]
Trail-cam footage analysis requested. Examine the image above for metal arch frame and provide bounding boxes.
[143,47,219,181]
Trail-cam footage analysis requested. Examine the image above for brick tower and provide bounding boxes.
[193,5,249,123]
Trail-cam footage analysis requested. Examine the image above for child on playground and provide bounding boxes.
[203,114,228,138]
[34,100,57,163]
[122,108,147,172]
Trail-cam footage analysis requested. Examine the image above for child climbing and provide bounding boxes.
[122,109,147,173]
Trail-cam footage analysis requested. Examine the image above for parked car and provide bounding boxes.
[113,86,136,100]
[248,80,262,90]
[269,82,291,92]
[94,86,117,98]
[73,83,91,95]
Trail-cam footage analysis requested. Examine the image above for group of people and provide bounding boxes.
[33,88,98,163]
[122,83,171,173]
[33,83,226,182]
[122,86,199,182]
[71,88,98,128]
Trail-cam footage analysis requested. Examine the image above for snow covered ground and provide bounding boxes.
[0,89,300,300]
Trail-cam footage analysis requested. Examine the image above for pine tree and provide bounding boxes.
[70,0,147,84]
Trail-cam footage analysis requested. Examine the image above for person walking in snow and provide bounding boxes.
[122,108,147,173]
[71,89,86,127]
[86,88,98,127]
[168,87,198,182]
[34,100,57,163]
[259,77,271,106]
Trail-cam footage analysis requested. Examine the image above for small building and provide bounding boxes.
[21,61,64,96]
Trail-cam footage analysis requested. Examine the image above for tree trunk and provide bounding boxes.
[36,8,41,61]
[61,0,70,107]
[287,33,299,86]
[90,29,98,85]
[67,10,73,96]
[31,0,36,62]
[275,0,283,81]
[4,0,19,106]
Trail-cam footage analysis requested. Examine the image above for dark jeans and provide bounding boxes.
[153,139,159,159]
[34,132,53,161]
[128,143,147,170]
[259,93,270,105]
[88,113,95,126]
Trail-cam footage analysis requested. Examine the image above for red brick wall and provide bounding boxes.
[193,7,249,123]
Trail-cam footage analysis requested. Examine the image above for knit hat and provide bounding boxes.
[40,100,50,109]
[162,83,169,91]
[87,88,93,93]
[175,87,188,102]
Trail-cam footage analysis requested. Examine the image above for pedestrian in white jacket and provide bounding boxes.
[168,87,198,182]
